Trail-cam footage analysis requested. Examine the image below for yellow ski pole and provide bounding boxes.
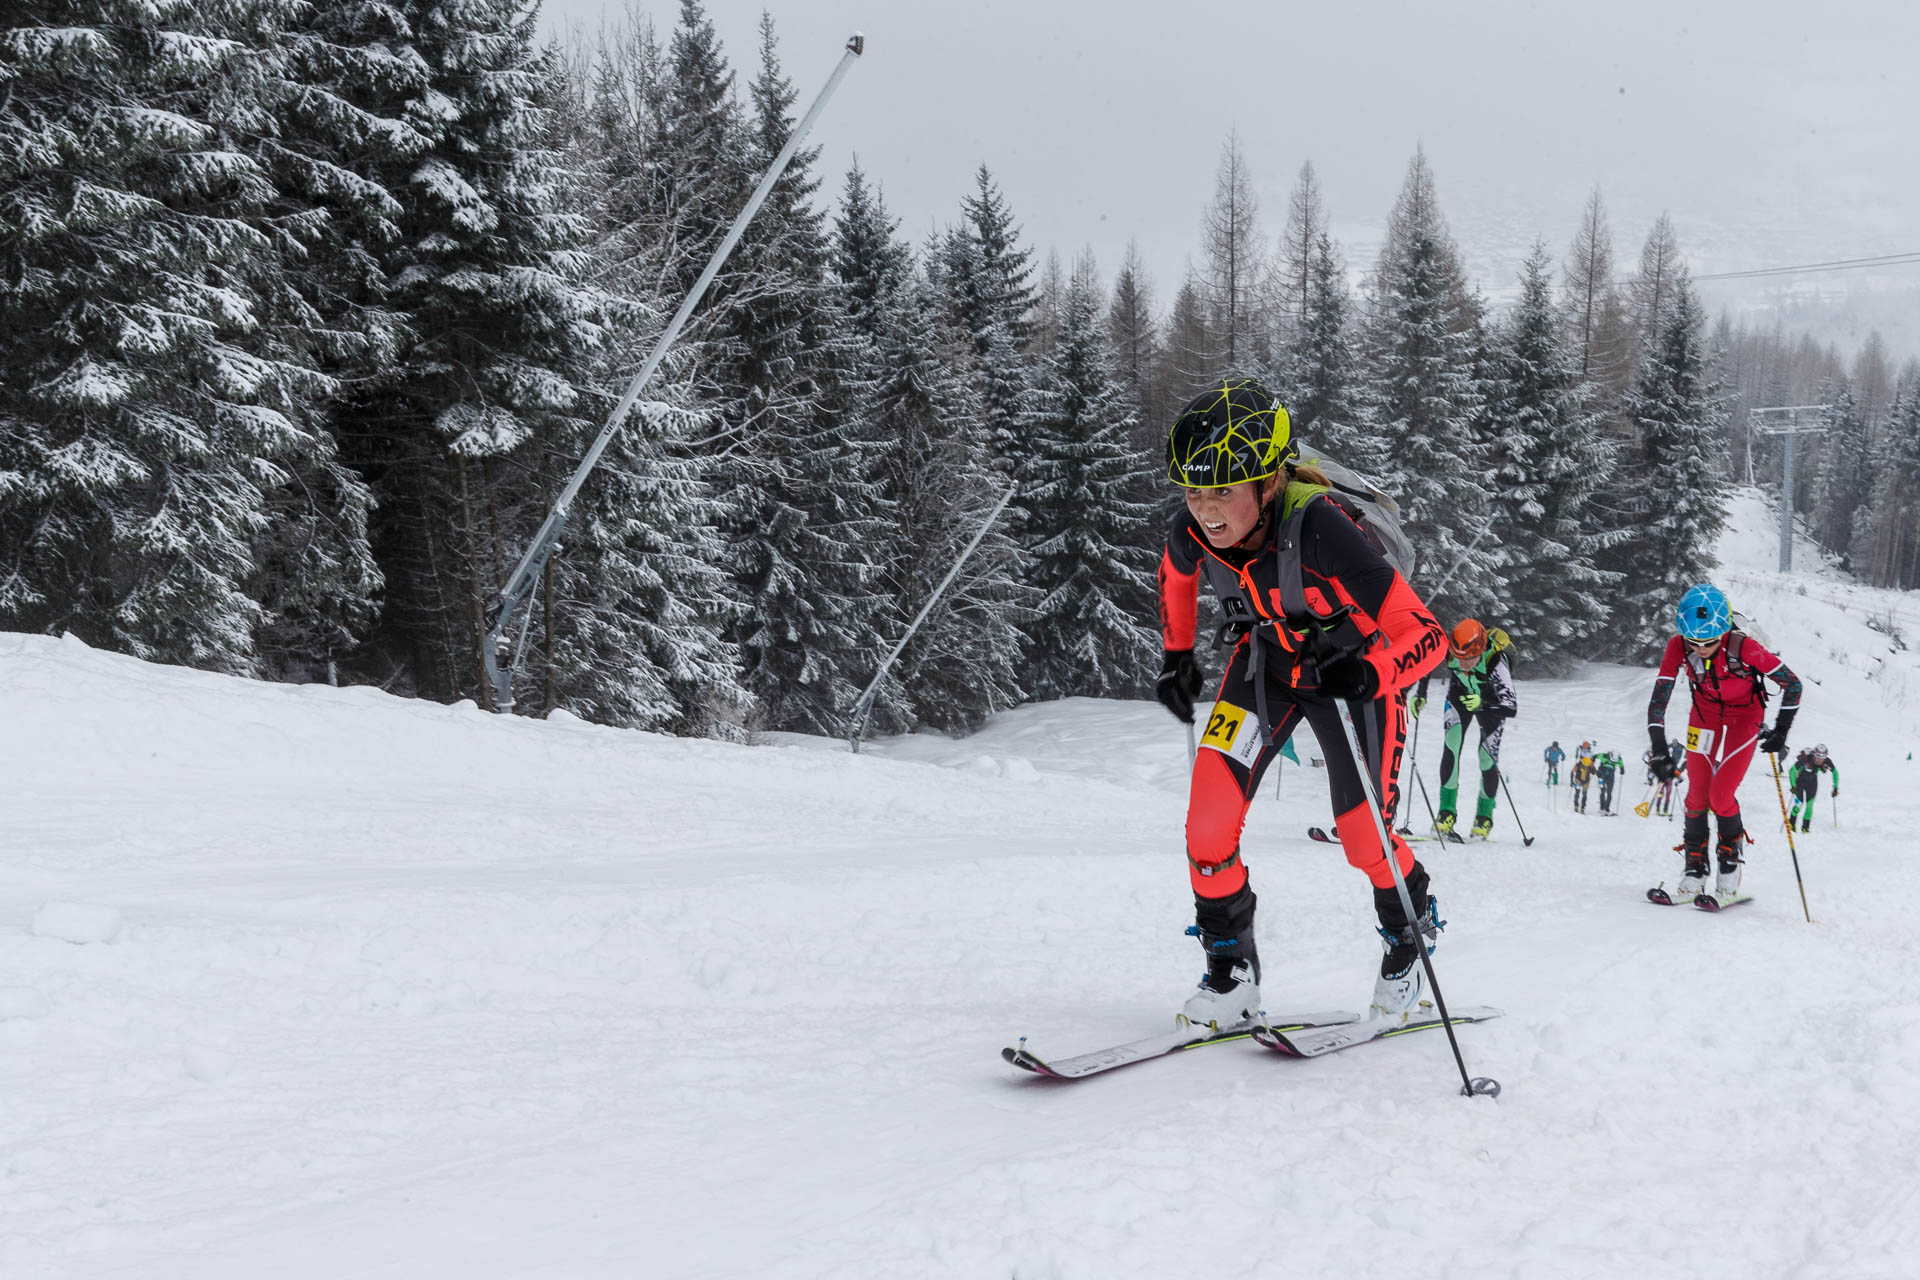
[1769,752,1813,923]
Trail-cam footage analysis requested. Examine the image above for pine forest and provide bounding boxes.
[4,0,1915,736]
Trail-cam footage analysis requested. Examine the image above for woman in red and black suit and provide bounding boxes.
[1154,380,1447,1031]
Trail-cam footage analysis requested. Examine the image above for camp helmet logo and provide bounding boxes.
[1166,378,1293,489]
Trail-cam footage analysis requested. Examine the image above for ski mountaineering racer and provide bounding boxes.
[1543,741,1564,786]
[1644,741,1682,817]
[1788,745,1838,833]
[1647,583,1803,903]
[1570,744,1595,814]
[1595,749,1621,816]
[1413,620,1515,839]
[1154,379,1448,1031]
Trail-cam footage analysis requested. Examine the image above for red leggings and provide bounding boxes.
[1683,718,1761,817]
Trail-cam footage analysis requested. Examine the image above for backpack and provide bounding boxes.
[1730,610,1771,649]
[1685,628,1772,709]
[1293,443,1417,582]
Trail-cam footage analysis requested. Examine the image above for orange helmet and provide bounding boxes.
[1450,619,1488,663]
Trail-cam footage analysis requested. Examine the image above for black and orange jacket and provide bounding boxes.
[1158,482,1446,694]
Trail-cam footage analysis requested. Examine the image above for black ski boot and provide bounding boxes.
[1179,884,1261,1030]
[1677,813,1710,897]
[1370,863,1441,1023]
[1714,820,1748,898]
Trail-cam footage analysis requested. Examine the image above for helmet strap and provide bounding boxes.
[1231,503,1273,551]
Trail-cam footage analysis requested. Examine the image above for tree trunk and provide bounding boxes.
[417,471,461,700]
[543,556,557,715]
[455,458,493,710]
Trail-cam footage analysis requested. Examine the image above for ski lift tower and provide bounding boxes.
[1748,405,1828,572]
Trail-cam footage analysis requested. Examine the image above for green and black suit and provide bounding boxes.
[1788,751,1838,830]
[1418,636,1518,824]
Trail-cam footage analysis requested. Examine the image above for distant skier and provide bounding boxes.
[1543,740,1565,786]
[1647,584,1803,902]
[1570,747,1595,814]
[1643,741,1682,817]
[1153,380,1447,1031]
[1414,620,1517,839]
[1596,749,1621,815]
[1788,745,1839,833]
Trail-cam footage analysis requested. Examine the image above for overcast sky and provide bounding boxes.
[540,0,1920,356]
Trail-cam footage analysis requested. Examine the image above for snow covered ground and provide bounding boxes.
[6,489,1920,1279]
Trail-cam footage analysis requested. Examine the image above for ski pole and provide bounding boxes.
[1412,769,1447,841]
[1632,781,1657,819]
[1768,753,1814,924]
[1496,772,1536,846]
[1398,701,1425,834]
[1186,720,1196,765]
[1334,702,1499,1099]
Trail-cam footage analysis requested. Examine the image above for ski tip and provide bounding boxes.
[1001,1046,1060,1077]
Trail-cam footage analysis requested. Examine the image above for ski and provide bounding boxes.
[1647,884,1698,906]
[1003,1010,1359,1080]
[1695,892,1754,912]
[1309,826,1454,845]
[1252,1005,1504,1058]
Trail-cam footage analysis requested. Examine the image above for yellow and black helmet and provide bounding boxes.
[1167,378,1294,488]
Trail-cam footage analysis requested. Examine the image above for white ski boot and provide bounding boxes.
[1178,954,1261,1031]
[1370,870,1441,1025]
[1178,887,1261,1031]
[1676,844,1709,899]
[1370,956,1431,1024]
[1713,855,1743,899]
[1710,830,1746,901]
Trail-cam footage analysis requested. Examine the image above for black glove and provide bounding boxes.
[1758,721,1790,756]
[1155,649,1203,724]
[1317,652,1380,702]
[1648,728,1675,780]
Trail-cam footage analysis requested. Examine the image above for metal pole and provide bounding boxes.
[1768,752,1815,923]
[1780,415,1796,572]
[481,34,867,714]
[1424,524,1489,602]
[1333,705,1499,1098]
[1496,772,1535,846]
[846,482,1015,751]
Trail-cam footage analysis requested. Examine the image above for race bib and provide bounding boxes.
[1686,725,1715,756]
[1200,700,1264,768]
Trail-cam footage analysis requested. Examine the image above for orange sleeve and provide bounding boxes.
[1364,573,1446,693]
[1158,547,1199,650]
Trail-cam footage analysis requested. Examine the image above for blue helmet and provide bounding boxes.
[1675,583,1732,641]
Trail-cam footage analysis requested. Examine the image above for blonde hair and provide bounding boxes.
[1288,461,1332,487]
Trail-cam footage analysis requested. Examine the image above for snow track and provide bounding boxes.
[4,491,1918,1277]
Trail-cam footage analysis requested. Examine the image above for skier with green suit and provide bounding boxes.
[1413,619,1518,839]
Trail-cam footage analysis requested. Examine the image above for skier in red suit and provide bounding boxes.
[1647,583,1801,901]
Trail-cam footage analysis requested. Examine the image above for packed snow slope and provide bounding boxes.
[6,489,1920,1279]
